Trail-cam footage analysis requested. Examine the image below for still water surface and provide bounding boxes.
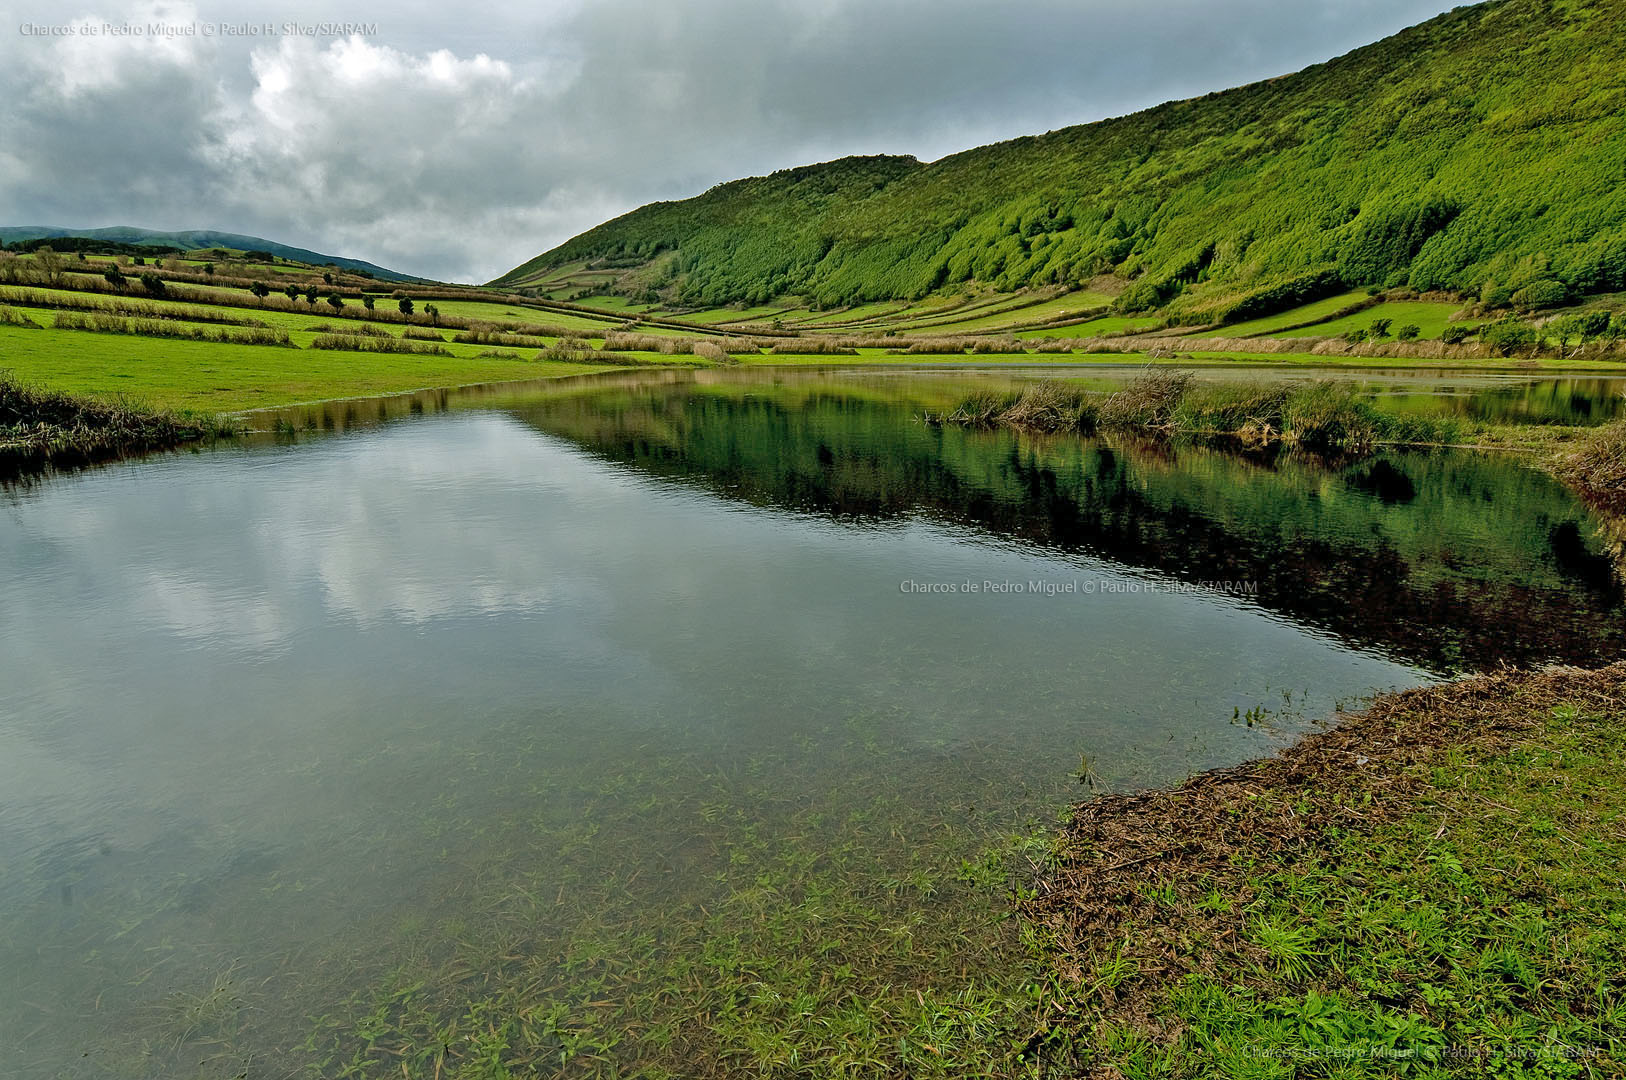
[2,368,1621,1075]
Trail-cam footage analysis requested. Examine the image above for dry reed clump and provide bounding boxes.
[452,326,554,349]
[308,333,450,356]
[1556,420,1626,513]
[303,322,390,337]
[400,326,445,341]
[1098,367,1193,427]
[691,341,737,365]
[768,339,858,355]
[602,332,696,354]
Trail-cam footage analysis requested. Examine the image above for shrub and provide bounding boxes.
[1441,323,1473,344]
[0,305,40,328]
[1394,324,1420,340]
[1368,317,1393,338]
[1344,329,1367,344]
[139,273,165,296]
[401,326,444,341]
[1480,319,1539,355]
[398,297,415,315]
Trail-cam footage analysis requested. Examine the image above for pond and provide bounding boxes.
[2,367,1622,1076]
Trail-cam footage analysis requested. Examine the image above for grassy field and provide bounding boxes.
[1211,290,1374,337]
[1016,316,1167,339]
[1277,300,1480,340]
[0,325,622,412]
[1025,663,1626,1076]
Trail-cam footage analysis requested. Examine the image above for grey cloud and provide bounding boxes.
[0,0,1459,281]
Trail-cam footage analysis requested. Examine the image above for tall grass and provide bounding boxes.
[768,339,858,355]
[452,327,554,349]
[947,370,1462,451]
[1,286,267,326]
[0,305,40,328]
[1557,420,1626,513]
[304,322,391,337]
[308,334,451,356]
[52,311,292,347]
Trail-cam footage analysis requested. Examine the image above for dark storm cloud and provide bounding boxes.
[0,0,1461,281]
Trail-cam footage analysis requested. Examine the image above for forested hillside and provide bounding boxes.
[496,0,1626,323]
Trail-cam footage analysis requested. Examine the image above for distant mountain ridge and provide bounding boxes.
[0,226,429,284]
[495,0,1626,323]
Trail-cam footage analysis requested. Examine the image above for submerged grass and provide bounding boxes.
[946,370,1464,452]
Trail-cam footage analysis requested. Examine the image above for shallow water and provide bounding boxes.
[2,368,1622,1075]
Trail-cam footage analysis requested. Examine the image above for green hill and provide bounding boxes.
[0,226,430,283]
[494,0,1626,323]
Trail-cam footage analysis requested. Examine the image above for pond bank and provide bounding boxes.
[1022,662,1626,1074]
[0,374,236,474]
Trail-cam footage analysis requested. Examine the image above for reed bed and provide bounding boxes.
[945,369,1462,451]
[1,373,232,469]
[1556,420,1626,513]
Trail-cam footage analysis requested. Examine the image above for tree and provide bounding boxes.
[1480,319,1538,356]
[250,281,270,298]
[202,262,214,276]
[1441,323,1473,344]
[284,284,300,301]
[361,295,375,310]
[398,297,415,315]
[1394,324,1420,340]
[1343,328,1367,344]
[326,293,344,310]
[1368,317,1393,338]
[139,272,166,296]
[424,303,439,325]
[34,245,64,284]
[322,272,333,285]
[103,266,126,288]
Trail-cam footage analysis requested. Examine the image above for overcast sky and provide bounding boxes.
[0,0,1462,282]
